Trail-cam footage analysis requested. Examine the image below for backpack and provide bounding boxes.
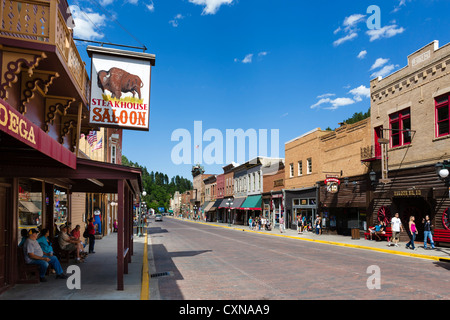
[83,228,89,238]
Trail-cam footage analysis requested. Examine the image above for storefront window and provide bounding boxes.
[18,179,42,242]
[54,186,68,229]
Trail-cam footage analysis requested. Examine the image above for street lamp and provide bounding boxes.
[226,197,233,227]
[138,190,146,237]
[435,161,450,179]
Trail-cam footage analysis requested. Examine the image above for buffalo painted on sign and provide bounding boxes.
[88,46,155,131]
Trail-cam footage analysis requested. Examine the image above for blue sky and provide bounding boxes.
[71,0,446,181]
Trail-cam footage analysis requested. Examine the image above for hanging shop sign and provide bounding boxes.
[87,46,156,131]
[324,178,340,194]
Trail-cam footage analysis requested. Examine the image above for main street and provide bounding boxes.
[147,217,450,300]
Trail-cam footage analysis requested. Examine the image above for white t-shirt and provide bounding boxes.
[391,217,402,232]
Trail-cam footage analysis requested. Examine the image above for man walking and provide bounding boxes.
[390,212,403,247]
[422,215,436,250]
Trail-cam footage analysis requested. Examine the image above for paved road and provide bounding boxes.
[148,217,450,300]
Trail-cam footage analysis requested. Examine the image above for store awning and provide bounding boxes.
[204,201,214,212]
[240,195,262,210]
[0,99,77,169]
[209,198,222,211]
[218,198,231,208]
[201,201,210,211]
[230,197,246,209]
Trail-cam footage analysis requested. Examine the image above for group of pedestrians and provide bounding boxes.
[387,213,436,250]
[248,216,272,231]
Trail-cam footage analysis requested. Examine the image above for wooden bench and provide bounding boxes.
[17,247,40,284]
[365,226,392,242]
[52,237,76,263]
[434,229,450,246]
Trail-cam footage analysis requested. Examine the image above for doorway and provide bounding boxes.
[393,197,431,242]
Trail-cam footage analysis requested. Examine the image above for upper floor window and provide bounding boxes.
[389,108,411,147]
[289,163,294,178]
[436,94,450,137]
[298,161,303,176]
[307,158,312,174]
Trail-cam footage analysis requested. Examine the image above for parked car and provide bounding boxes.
[155,214,163,222]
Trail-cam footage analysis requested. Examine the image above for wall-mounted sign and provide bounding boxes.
[87,46,155,131]
[324,178,340,194]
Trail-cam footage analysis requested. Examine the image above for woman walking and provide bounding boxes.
[405,216,418,250]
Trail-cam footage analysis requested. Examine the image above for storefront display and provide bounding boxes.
[18,179,42,241]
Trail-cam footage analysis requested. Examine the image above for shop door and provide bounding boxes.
[0,186,8,289]
[395,198,430,242]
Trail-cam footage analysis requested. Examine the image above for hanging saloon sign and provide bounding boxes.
[87,46,156,131]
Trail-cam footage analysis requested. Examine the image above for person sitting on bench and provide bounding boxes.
[58,225,85,263]
[23,229,67,282]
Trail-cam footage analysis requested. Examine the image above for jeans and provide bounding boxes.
[406,232,416,249]
[29,255,64,277]
[423,231,435,248]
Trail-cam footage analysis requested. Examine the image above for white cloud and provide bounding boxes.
[333,13,367,47]
[392,0,407,13]
[370,57,389,70]
[357,50,367,59]
[310,97,355,110]
[71,7,107,40]
[349,85,370,102]
[258,51,268,57]
[371,64,399,78]
[242,54,253,64]
[366,24,405,41]
[317,93,335,98]
[333,32,358,46]
[188,0,233,15]
[169,14,184,27]
[311,85,370,110]
[343,14,366,30]
[146,0,155,11]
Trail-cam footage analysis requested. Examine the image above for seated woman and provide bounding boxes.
[71,225,87,254]
[37,228,55,273]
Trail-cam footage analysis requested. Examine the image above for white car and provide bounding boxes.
[155,214,163,222]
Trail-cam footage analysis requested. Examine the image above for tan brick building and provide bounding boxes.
[284,119,372,232]
[365,40,450,243]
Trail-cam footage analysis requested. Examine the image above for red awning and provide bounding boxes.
[0,99,76,169]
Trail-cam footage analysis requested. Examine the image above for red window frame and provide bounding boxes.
[389,108,411,148]
[435,94,450,138]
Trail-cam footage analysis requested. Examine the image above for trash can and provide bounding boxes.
[351,228,360,240]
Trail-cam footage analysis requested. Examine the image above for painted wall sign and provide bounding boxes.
[0,99,76,169]
[87,46,155,131]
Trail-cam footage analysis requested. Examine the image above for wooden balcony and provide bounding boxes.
[361,145,382,162]
[0,0,90,104]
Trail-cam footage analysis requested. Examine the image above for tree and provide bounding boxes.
[122,155,193,211]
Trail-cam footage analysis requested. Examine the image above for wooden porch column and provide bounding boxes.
[117,179,124,290]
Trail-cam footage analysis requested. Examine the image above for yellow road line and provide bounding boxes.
[140,232,149,300]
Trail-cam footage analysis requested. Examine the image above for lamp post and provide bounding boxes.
[138,190,146,237]
[435,161,450,198]
[226,198,233,227]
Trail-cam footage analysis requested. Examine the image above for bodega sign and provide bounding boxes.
[87,46,155,131]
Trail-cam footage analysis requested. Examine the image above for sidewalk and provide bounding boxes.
[0,231,147,300]
[175,217,450,262]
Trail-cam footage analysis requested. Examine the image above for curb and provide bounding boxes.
[140,232,149,300]
[171,217,445,262]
